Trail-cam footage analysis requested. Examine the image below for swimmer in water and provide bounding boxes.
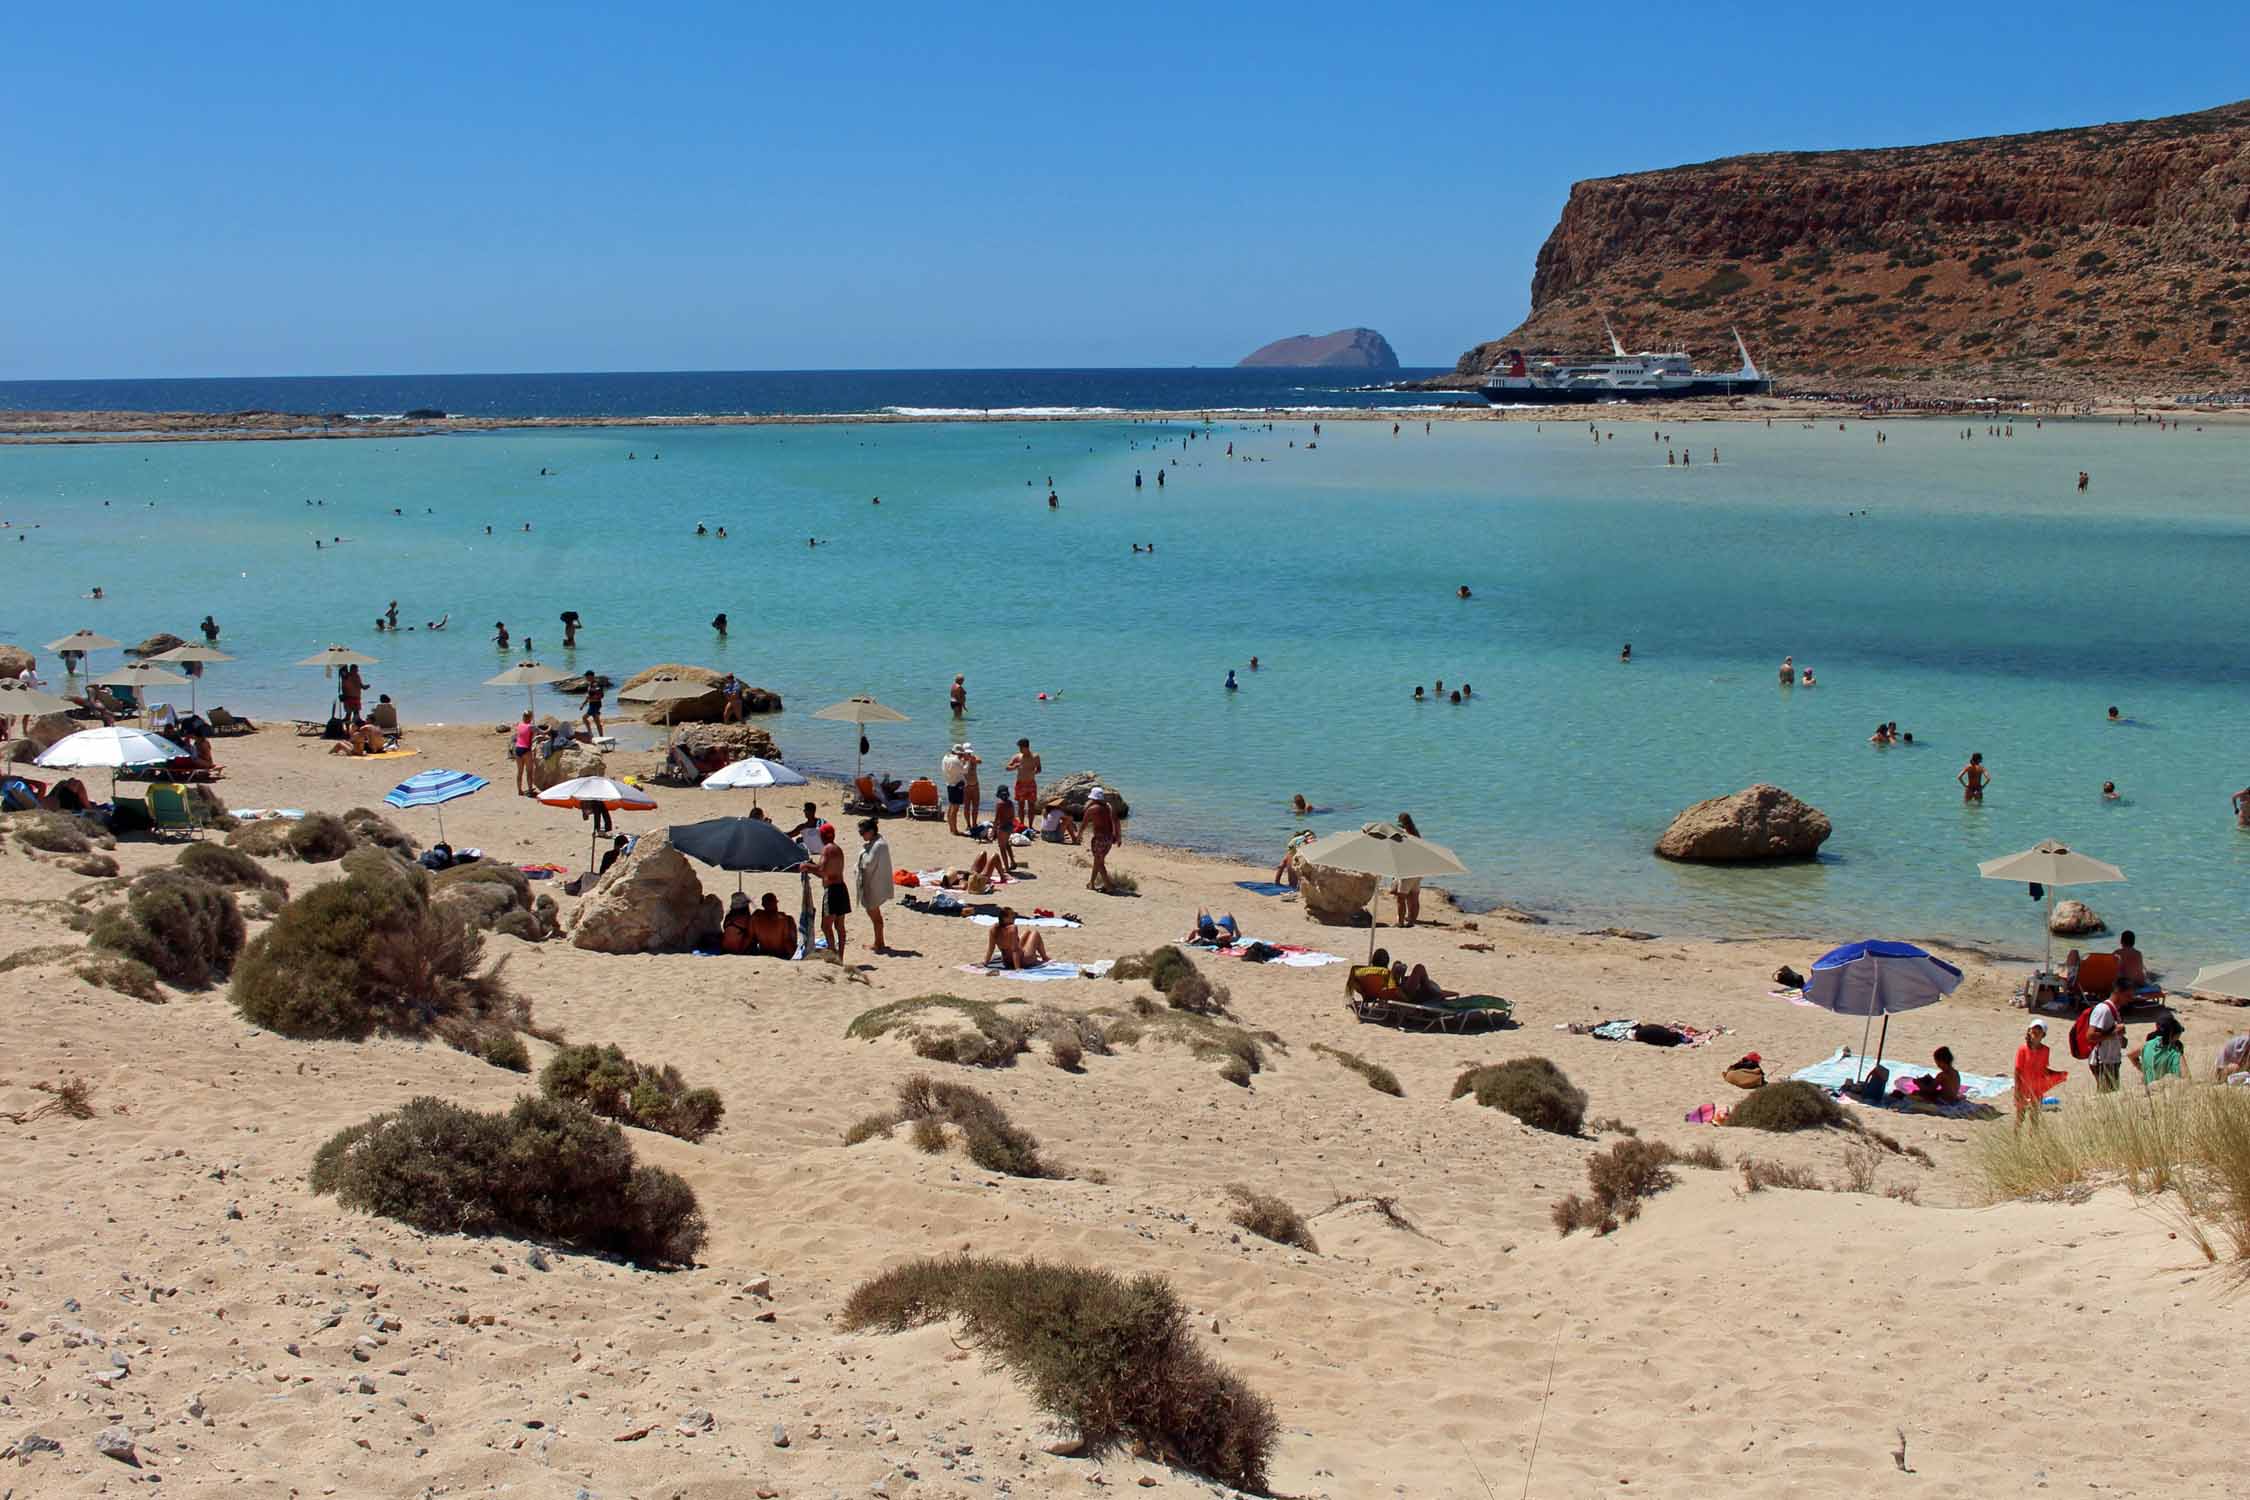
[1224,669,1238,692]
[1248,656,1259,671]
[1457,585,1472,599]
[2103,781,2120,801]
[1620,642,1632,662]
[1800,667,1816,687]
[2107,705,2121,722]
[1412,685,1425,702]
[1779,655,1795,686]
[1959,752,1990,803]
[1291,793,1312,815]
[712,613,728,637]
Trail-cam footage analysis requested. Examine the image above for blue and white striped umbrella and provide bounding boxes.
[383,768,488,843]
[1807,939,1964,1081]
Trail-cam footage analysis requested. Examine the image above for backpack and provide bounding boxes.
[2068,1004,2097,1061]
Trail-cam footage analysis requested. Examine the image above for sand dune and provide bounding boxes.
[1,723,2241,1497]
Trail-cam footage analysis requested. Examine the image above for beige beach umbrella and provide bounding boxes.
[295,645,380,668]
[1295,820,1470,960]
[153,644,235,714]
[1976,838,2126,976]
[0,682,78,717]
[484,660,570,717]
[45,629,120,677]
[2185,959,2250,1001]
[619,674,709,756]
[812,694,910,781]
[93,662,191,724]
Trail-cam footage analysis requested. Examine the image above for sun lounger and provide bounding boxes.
[906,777,943,820]
[146,782,203,837]
[205,707,257,736]
[1349,992,1514,1033]
[847,774,909,817]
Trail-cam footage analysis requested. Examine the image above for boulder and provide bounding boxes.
[0,643,35,678]
[25,713,78,752]
[2049,899,2106,935]
[675,722,781,761]
[531,742,606,792]
[1040,772,1129,822]
[1295,859,1378,925]
[567,830,720,953]
[551,672,615,695]
[126,633,186,659]
[1654,784,1831,862]
[620,664,783,725]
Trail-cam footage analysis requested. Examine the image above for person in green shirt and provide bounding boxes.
[2136,1012,2186,1084]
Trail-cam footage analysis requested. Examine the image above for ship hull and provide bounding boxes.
[1478,378,1771,405]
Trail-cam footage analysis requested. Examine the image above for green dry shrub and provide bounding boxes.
[842,1257,1275,1494]
[1111,944,1229,1014]
[9,811,110,855]
[0,943,83,975]
[75,953,164,1003]
[88,869,245,988]
[1218,1057,1252,1088]
[846,995,1029,1068]
[1308,1042,1403,1097]
[342,806,417,853]
[431,861,532,932]
[844,1073,1053,1178]
[1095,1005,1276,1077]
[1725,1080,1847,1132]
[491,909,542,943]
[1739,1158,1823,1192]
[1226,1184,1317,1252]
[227,811,355,863]
[223,820,291,858]
[910,1117,948,1154]
[1042,1026,1084,1071]
[1453,1057,1587,1136]
[176,841,289,895]
[230,848,530,1066]
[1103,870,1140,896]
[60,853,119,878]
[309,1094,705,1268]
[541,1043,725,1142]
[1555,1138,1684,1237]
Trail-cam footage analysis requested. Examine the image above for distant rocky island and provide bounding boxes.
[1431,98,2250,400]
[1237,328,1399,369]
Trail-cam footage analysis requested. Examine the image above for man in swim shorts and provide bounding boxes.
[1007,737,1041,816]
[803,831,849,963]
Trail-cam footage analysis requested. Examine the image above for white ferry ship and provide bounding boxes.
[1479,319,1769,404]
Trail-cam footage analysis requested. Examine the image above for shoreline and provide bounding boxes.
[7,394,2250,444]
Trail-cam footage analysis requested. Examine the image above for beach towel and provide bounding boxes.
[1233,881,1296,897]
[955,959,1114,983]
[364,747,420,760]
[1788,1046,2010,1102]
[1209,940,1343,968]
[230,808,306,821]
[968,913,1081,929]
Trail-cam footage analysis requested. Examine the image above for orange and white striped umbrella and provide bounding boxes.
[536,776,657,811]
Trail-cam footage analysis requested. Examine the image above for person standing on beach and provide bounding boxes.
[1393,812,1426,927]
[2086,980,2128,1092]
[511,711,536,795]
[1958,752,1990,803]
[1006,738,1041,817]
[941,743,968,836]
[803,830,849,964]
[990,788,1019,874]
[2013,1020,2067,1128]
[950,674,967,717]
[1082,787,1120,893]
[960,743,983,828]
[580,675,605,739]
[338,664,365,728]
[854,818,893,955]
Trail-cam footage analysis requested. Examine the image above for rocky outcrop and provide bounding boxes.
[1654,784,1831,862]
[24,713,77,752]
[675,722,781,761]
[567,830,720,953]
[126,633,186,659]
[620,665,783,725]
[1237,328,1401,369]
[2050,899,2107,935]
[1039,773,1128,822]
[0,644,35,678]
[1444,98,2250,399]
[532,743,606,792]
[1296,860,1379,925]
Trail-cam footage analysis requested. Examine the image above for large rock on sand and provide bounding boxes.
[620,665,783,725]
[126,633,187,659]
[676,722,781,762]
[1655,784,1831,862]
[1296,859,1379,925]
[24,713,77,752]
[567,830,720,953]
[1040,772,1129,822]
[531,742,606,792]
[2050,899,2106,935]
[0,644,35,679]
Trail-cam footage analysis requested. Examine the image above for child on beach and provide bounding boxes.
[2013,1021,2067,1127]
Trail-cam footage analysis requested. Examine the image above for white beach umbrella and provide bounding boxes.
[36,725,189,796]
[1977,839,2126,975]
[295,645,380,668]
[700,755,808,810]
[484,660,570,717]
[812,694,910,782]
[92,662,190,722]
[2186,959,2250,1001]
[1295,821,1470,960]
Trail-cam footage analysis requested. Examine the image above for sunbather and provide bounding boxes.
[983,907,1051,971]
[1346,948,1400,1002]
[328,723,388,756]
[720,892,756,954]
[1905,1046,1963,1106]
[1038,804,1079,844]
[747,892,795,957]
[1389,960,1456,1004]
[1184,909,1240,947]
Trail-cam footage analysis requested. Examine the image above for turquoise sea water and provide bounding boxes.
[5,414,2248,967]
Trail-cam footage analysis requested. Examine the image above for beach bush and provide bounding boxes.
[1111,944,1231,1014]
[1226,1185,1316,1252]
[841,1257,1275,1493]
[176,841,289,896]
[1308,1042,1403,1097]
[309,1094,706,1269]
[88,869,245,989]
[541,1043,725,1143]
[844,1074,1053,1178]
[1042,1026,1084,1071]
[1725,1080,1846,1133]
[432,861,533,932]
[1554,1138,1690,1236]
[230,848,531,1066]
[227,811,355,863]
[1217,1057,1252,1088]
[846,995,1030,1068]
[1096,1005,1275,1078]
[342,807,417,854]
[1739,1158,1823,1192]
[1452,1058,1587,1136]
[8,811,110,855]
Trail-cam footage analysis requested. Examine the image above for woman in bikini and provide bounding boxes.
[983,908,1050,971]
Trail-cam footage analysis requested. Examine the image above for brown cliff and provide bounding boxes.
[1451,100,2250,399]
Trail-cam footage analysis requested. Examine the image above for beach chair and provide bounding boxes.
[2071,952,2118,1003]
[205,707,257,736]
[146,782,203,836]
[150,703,181,734]
[1348,991,1515,1034]
[848,773,909,817]
[906,777,943,820]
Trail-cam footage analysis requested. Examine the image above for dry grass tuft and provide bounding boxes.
[541,1043,724,1142]
[1725,1080,1847,1132]
[1308,1042,1403,1097]
[844,1073,1056,1178]
[1226,1184,1317,1252]
[1739,1158,1824,1192]
[4,1075,99,1125]
[1554,1138,1714,1236]
[847,995,1030,1068]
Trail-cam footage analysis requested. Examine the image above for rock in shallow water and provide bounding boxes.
[1654,784,1831,862]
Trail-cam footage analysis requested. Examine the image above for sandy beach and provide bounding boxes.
[4,720,2246,1497]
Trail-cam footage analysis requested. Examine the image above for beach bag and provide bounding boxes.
[1773,965,1805,990]
[2068,1004,2097,1061]
[893,869,920,887]
[1722,1066,1766,1090]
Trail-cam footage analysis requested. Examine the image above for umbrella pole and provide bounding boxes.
[1873,1011,1892,1079]
[1855,954,1879,1081]
[2044,887,2055,976]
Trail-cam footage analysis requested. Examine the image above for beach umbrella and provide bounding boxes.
[538,775,659,872]
[619,674,709,756]
[45,630,119,677]
[1295,820,1470,960]
[153,644,235,714]
[383,767,488,844]
[1977,839,2126,975]
[484,660,569,717]
[811,694,910,782]
[700,755,807,809]
[1804,939,1965,1083]
[35,725,189,796]
[2186,959,2250,1001]
[93,662,190,723]
[296,645,380,668]
[667,814,807,893]
[0,682,78,717]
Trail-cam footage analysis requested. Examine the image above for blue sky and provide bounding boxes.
[5,1,2247,377]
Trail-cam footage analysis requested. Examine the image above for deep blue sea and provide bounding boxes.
[3,371,2246,975]
[0,368,1461,420]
